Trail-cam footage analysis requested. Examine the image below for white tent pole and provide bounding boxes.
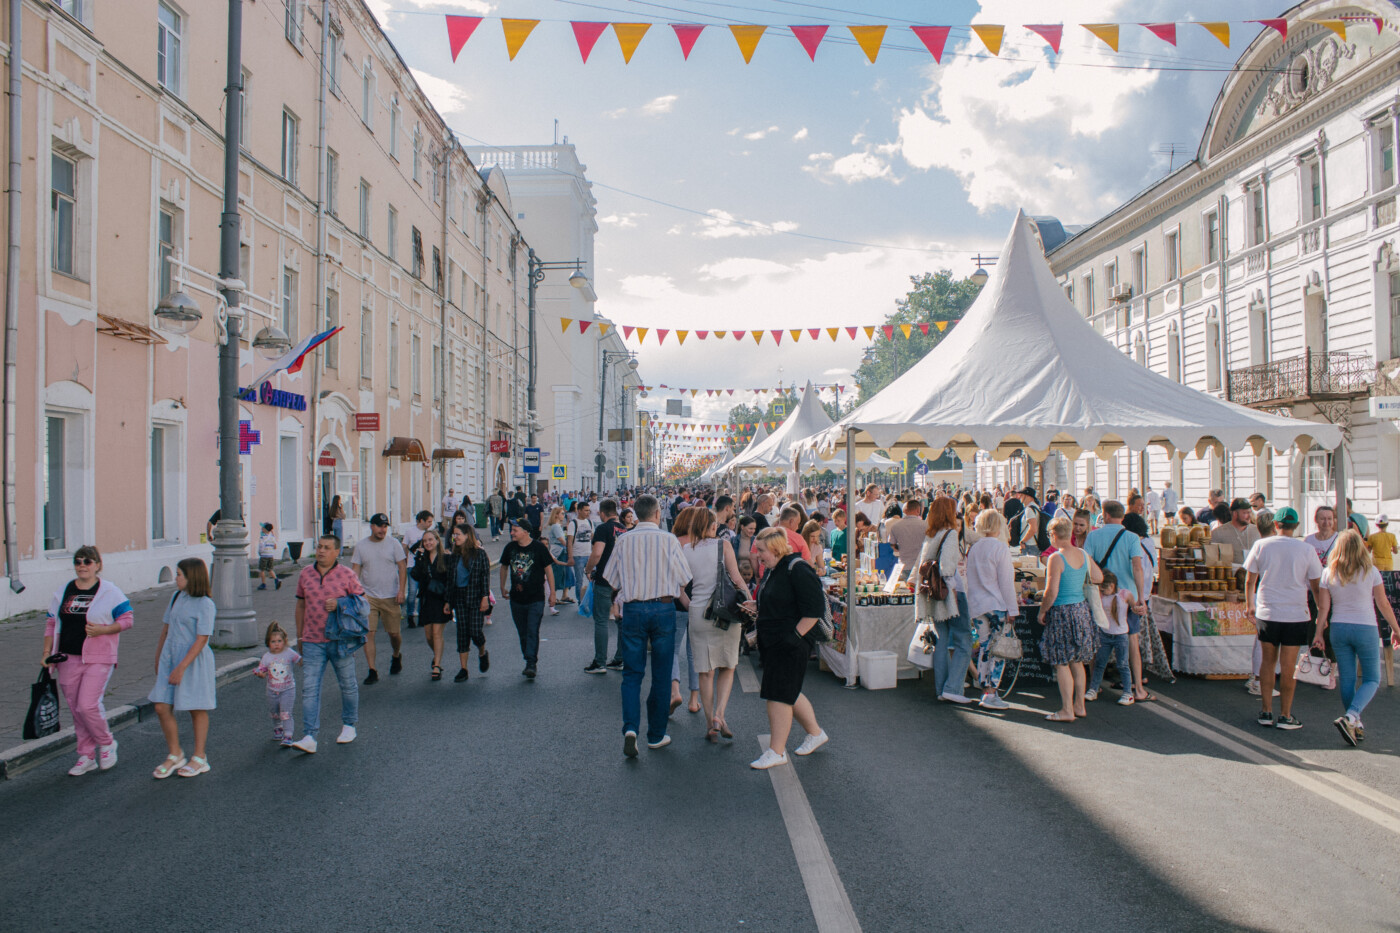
[845,427,858,688]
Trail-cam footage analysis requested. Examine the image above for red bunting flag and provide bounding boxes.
[671,23,705,59]
[697,331,709,340]
[882,325,895,340]
[579,320,592,334]
[656,329,669,344]
[622,325,634,339]
[1025,24,1062,54]
[1142,23,1177,46]
[732,330,746,341]
[845,326,858,340]
[771,330,783,345]
[910,26,952,63]
[918,323,930,335]
[446,15,482,61]
[1250,19,1287,40]
[570,22,608,62]
[807,328,821,340]
[790,25,827,61]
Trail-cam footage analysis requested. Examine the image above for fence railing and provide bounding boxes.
[1226,350,1373,407]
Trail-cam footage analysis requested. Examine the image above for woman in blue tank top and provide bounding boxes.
[1037,517,1104,722]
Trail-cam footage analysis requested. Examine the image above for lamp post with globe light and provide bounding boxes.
[527,250,589,494]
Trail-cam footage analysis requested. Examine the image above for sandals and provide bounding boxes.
[431,665,443,681]
[1045,712,1076,722]
[718,719,733,740]
[707,723,720,743]
[176,756,209,778]
[153,754,186,779]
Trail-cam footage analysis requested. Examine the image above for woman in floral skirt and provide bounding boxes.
[1037,517,1103,722]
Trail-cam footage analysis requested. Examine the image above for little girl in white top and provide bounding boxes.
[1086,571,1135,706]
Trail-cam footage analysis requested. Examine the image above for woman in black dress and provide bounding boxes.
[745,528,828,770]
[446,523,491,683]
[411,528,452,680]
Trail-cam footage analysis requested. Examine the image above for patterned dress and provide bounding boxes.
[446,548,491,652]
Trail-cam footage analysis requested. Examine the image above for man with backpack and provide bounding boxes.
[1015,487,1047,556]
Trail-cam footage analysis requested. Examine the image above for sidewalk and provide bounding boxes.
[0,534,510,751]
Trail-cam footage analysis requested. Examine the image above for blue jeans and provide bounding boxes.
[510,600,544,665]
[1331,622,1382,720]
[671,609,699,692]
[592,581,619,665]
[489,514,502,538]
[1089,632,1132,698]
[405,576,419,623]
[619,600,677,743]
[933,592,972,697]
[573,556,589,602]
[299,640,358,740]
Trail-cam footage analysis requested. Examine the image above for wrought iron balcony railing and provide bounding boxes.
[1226,350,1374,408]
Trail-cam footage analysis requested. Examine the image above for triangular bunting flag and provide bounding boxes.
[1250,19,1287,40]
[790,25,827,61]
[1025,24,1062,54]
[570,22,608,62]
[935,321,948,332]
[881,325,895,340]
[733,331,746,341]
[971,24,1003,56]
[910,26,951,63]
[1083,24,1119,51]
[729,25,766,63]
[656,328,669,344]
[689,389,697,397]
[848,25,887,63]
[501,19,539,60]
[752,331,763,344]
[827,327,840,341]
[808,328,821,340]
[1142,23,1177,46]
[845,326,858,339]
[918,323,930,335]
[771,330,783,345]
[790,329,803,342]
[696,331,709,340]
[622,325,635,339]
[559,318,573,333]
[612,23,651,63]
[676,330,688,344]
[714,331,726,338]
[862,326,875,340]
[670,23,705,59]
[899,324,912,339]
[1199,22,1230,46]
[727,389,734,396]
[579,321,592,334]
[597,322,611,336]
[446,15,482,62]
[1307,19,1347,40]
[636,327,649,342]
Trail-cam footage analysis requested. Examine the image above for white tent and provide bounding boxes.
[698,451,733,483]
[728,382,835,475]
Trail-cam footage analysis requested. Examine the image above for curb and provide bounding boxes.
[0,656,261,781]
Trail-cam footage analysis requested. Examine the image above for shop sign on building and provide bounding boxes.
[353,413,381,432]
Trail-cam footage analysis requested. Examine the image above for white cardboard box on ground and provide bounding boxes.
[858,650,897,690]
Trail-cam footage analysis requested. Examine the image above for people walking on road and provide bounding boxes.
[604,494,693,758]
[351,513,407,685]
[148,558,217,778]
[545,506,573,607]
[683,508,752,743]
[1316,529,1397,745]
[42,545,134,777]
[488,489,507,541]
[257,522,281,591]
[1038,518,1104,722]
[441,487,461,526]
[1367,515,1396,571]
[1083,501,1151,702]
[1244,506,1323,730]
[411,528,452,680]
[583,498,626,674]
[328,495,345,543]
[747,528,827,769]
[403,511,434,629]
[255,622,301,748]
[292,534,366,753]
[499,519,554,679]
[918,497,969,704]
[567,501,599,605]
[963,509,1018,709]
[448,523,492,682]
[1084,571,1135,706]
[670,506,702,714]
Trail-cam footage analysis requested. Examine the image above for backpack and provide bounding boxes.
[917,530,954,601]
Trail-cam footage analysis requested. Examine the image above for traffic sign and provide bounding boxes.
[915,462,929,476]
[552,464,567,479]
[523,447,541,474]
[617,466,629,478]
[594,453,606,472]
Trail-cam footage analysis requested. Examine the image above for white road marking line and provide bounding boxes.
[758,735,862,933]
[738,657,760,693]
[1142,700,1400,835]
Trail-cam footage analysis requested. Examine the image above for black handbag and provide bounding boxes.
[705,540,748,629]
[23,667,61,741]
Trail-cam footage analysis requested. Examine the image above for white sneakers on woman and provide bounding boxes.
[750,748,789,770]
[795,730,829,756]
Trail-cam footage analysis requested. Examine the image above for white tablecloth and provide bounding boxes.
[1153,596,1254,675]
[820,602,922,686]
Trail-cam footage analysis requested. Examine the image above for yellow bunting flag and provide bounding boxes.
[729,25,766,63]
[971,25,1004,56]
[790,329,803,342]
[752,330,763,344]
[863,325,876,340]
[559,318,573,333]
[501,19,539,60]
[676,330,688,344]
[899,324,912,339]
[1199,22,1230,47]
[848,25,887,63]
[827,327,840,341]
[1307,19,1347,40]
[612,23,651,62]
[935,321,948,332]
[1082,24,1119,52]
[636,327,648,342]
[597,322,611,336]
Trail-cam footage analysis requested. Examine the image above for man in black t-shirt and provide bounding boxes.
[498,519,555,678]
[583,499,627,673]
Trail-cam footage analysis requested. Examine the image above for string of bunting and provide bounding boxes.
[446,15,1385,64]
[559,317,956,345]
[641,384,845,400]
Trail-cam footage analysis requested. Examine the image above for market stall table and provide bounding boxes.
[1151,595,1253,675]
[819,596,923,685]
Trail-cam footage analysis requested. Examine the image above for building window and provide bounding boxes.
[1205,312,1222,392]
[389,321,399,389]
[1134,333,1146,366]
[1303,157,1323,222]
[324,288,339,371]
[359,449,372,521]
[157,2,182,94]
[431,152,441,204]
[1130,247,1146,294]
[157,206,176,300]
[1376,117,1396,191]
[432,343,443,400]
[432,246,442,293]
[284,0,300,43]
[1250,185,1266,246]
[1104,261,1118,289]
[359,308,373,378]
[1062,281,1073,305]
[389,98,400,158]
[44,414,75,551]
[1167,327,1182,382]
[327,23,342,95]
[281,267,298,343]
[1082,273,1094,315]
[358,180,371,239]
[361,60,374,130]
[281,109,299,185]
[1250,300,1270,365]
[150,424,179,542]
[1164,230,1180,281]
[412,126,422,183]
[51,152,77,277]
[411,332,421,396]
[56,1,85,22]
[325,148,338,216]
[1390,272,1400,360]
[411,226,424,278]
[1205,210,1220,263]
[1306,449,1334,495]
[387,206,398,262]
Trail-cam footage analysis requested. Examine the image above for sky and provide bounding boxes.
[364,0,1279,434]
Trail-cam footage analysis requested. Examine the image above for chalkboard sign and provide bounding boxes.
[1001,604,1056,690]
[1381,571,1400,640]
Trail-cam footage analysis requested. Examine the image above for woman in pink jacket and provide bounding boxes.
[41,545,135,776]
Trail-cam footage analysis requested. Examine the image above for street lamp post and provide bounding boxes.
[597,349,637,492]
[526,250,589,494]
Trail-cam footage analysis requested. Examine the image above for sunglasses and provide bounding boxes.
[73,558,97,566]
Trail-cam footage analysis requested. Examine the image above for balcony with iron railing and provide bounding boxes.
[1226,350,1374,408]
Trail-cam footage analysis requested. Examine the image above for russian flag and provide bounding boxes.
[249,326,343,387]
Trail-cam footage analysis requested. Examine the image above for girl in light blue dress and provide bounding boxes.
[149,558,217,779]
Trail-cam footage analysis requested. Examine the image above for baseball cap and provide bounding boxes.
[369,513,390,526]
[1229,498,1252,512]
[510,518,536,536]
[1380,514,1390,525]
[1273,506,1300,526]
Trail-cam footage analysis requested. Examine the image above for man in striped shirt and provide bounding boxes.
[604,494,693,758]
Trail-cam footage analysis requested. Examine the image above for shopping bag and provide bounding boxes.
[1294,649,1336,689]
[23,668,61,741]
[906,621,938,670]
[578,582,593,616]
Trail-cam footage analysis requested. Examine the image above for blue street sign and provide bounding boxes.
[523,447,541,474]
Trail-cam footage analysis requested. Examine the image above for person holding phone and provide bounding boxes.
[41,545,134,776]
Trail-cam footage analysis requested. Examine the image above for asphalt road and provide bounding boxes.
[4,610,1400,932]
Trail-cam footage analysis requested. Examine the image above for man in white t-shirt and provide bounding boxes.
[1144,486,1162,533]
[567,501,600,604]
[351,514,408,685]
[441,488,461,524]
[1162,481,1178,518]
[854,484,884,528]
[1244,506,1322,730]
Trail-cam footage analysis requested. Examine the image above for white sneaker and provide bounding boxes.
[939,691,974,705]
[291,735,318,754]
[646,735,672,749]
[1245,678,1261,696]
[67,755,97,776]
[1084,689,1099,702]
[978,693,1010,710]
[750,748,789,770]
[795,730,829,756]
[337,725,357,744]
[98,740,118,771]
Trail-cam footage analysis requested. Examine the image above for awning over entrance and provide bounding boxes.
[382,437,428,462]
[431,447,466,460]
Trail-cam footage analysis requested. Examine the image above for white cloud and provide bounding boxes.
[640,95,678,116]
[600,212,646,228]
[365,0,492,23]
[618,274,676,299]
[792,127,809,141]
[695,209,798,239]
[823,367,852,376]
[805,143,900,183]
[409,69,470,115]
[698,258,792,280]
[741,125,781,141]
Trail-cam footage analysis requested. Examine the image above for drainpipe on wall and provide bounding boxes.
[479,192,490,496]
[308,0,330,540]
[3,0,23,594]
[438,137,452,505]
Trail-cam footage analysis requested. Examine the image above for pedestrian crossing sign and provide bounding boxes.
[552,465,567,479]
[617,466,629,478]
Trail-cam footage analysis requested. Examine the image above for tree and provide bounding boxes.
[852,270,982,404]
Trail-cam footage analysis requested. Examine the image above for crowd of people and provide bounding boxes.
[39,477,1397,779]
